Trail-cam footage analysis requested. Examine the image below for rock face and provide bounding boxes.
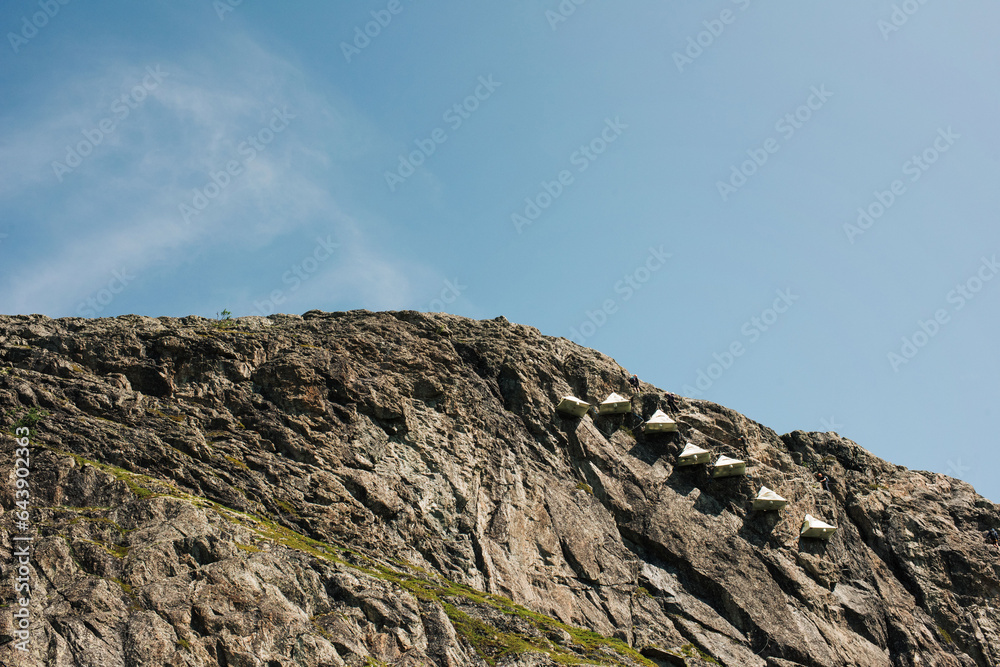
[0,310,998,667]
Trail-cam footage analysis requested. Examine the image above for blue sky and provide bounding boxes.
[2,1,999,501]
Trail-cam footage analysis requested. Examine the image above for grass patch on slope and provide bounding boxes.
[42,448,654,667]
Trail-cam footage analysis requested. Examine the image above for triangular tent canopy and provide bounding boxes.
[752,486,788,511]
[800,514,837,539]
[644,409,678,433]
[556,395,591,418]
[676,442,711,466]
[711,455,746,478]
[598,392,631,415]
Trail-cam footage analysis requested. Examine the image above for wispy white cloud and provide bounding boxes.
[294,245,429,311]
[0,30,423,317]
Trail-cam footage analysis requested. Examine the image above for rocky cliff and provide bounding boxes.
[0,310,998,667]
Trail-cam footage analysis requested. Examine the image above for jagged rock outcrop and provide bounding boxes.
[0,310,998,667]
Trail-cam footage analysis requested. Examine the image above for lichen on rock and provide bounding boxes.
[0,310,997,667]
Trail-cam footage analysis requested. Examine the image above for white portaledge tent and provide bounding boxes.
[599,392,631,415]
[752,486,788,511]
[800,514,837,539]
[676,443,711,466]
[711,455,746,478]
[556,396,591,418]
[644,409,678,433]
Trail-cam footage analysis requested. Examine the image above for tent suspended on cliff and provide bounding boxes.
[676,442,711,466]
[711,455,746,478]
[599,392,631,415]
[556,396,591,418]
[800,514,837,539]
[644,409,678,433]
[752,486,788,511]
